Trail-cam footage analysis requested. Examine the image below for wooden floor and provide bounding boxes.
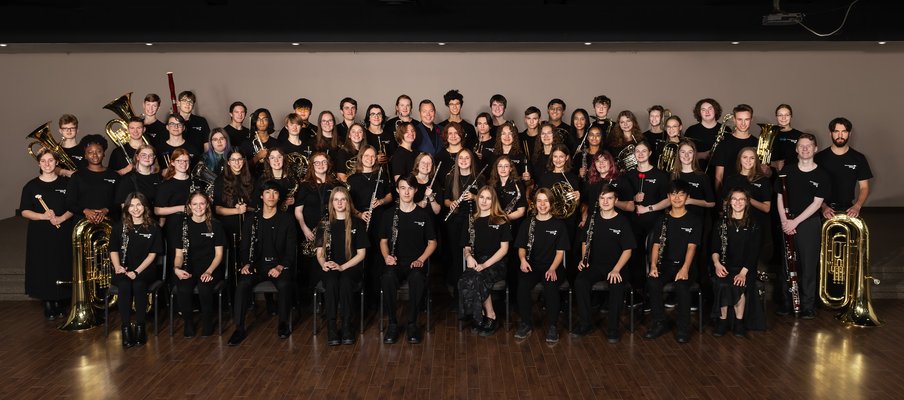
[0,296,901,400]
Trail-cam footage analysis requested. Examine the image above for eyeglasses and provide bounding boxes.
[167,122,184,127]
[312,160,328,166]
[368,113,382,118]
[549,107,564,112]
[179,99,194,104]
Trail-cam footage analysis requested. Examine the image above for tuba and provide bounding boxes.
[103,92,149,153]
[657,142,679,172]
[756,123,778,165]
[549,181,578,218]
[58,218,114,331]
[819,214,883,327]
[26,122,79,171]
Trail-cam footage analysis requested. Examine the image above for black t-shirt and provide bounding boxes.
[771,128,802,164]
[238,135,282,163]
[775,164,832,217]
[177,218,226,275]
[390,147,417,180]
[644,131,666,166]
[383,117,420,137]
[144,120,167,148]
[316,218,369,265]
[678,171,715,218]
[223,124,251,149]
[495,179,528,214]
[722,174,772,222]
[814,147,873,210]
[61,145,87,170]
[712,134,758,178]
[434,149,459,186]
[240,211,297,269]
[711,219,761,273]
[155,178,192,208]
[332,147,359,176]
[366,130,397,159]
[156,139,201,170]
[684,123,723,156]
[624,167,670,207]
[66,169,119,216]
[521,131,540,160]
[462,216,512,261]
[20,176,69,216]
[110,222,164,271]
[651,212,703,262]
[108,145,139,172]
[184,114,211,150]
[514,217,570,267]
[444,173,486,221]
[579,212,636,268]
[440,119,477,148]
[295,181,337,229]
[380,206,436,265]
[537,170,579,192]
[114,171,163,207]
[581,176,632,209]
[347,170,390,213]
[282,138,316,162]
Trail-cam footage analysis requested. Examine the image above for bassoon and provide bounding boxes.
[779,174,802,315]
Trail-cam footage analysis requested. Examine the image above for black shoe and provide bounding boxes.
[570,324,594,338]
[407,323,422,344]
[478,318,498,337]
[775,306,790,316]
[43,301,56,320]
[52,301,66,319]
[201,324,215,337]
[266,298,277,316]
[227,329,246,346]
[800,310,816,320]
[135,323,147,345]
[733,320,747,337]
[675,331,690,344]
[606,329,621,344]
[514,323,532,340]
[278,322,291,339]
[183,322,196,338]
[644,321,669,340]
[121,326,135,348]
[327,325,340,346]
[470,316,487,334]
[383,323,400,344]
[545,325,559,343]
[341,328,355,345]
[712,318,728,337]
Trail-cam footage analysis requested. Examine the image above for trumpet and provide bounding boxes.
[26,122,79,172]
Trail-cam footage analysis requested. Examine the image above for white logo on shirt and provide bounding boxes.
[192,126,202,131]
[681,227,693,233]
[609,228,621,235]
[55,189,67,194]
[489,224,500,230]
[688,182,700,188]
[810,180,820,188]
[752,183,762,188]
[413,221,425,227]
[645,178,657,184]
[202,232,214,238]
[844,164,857,170]
[138,233,152,239]
[546,230,558,235]
[104,179,116,184]
[351,229,357,234]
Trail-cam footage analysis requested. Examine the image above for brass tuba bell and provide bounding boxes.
[103,92,149,151]
[58,218,115,331]
[26,122,79,171]
[819,213,882,327]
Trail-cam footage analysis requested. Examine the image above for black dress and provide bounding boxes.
[711,219,766,330]
[19,177,74,300]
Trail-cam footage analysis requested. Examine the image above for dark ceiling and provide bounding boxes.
[0,0,899,44]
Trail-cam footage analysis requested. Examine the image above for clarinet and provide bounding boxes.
[778,174,802,315]
[581,203,597,266]
[389,208,399,257]
[121,224,130,265]
[525,217,537,261]
[323,218,332,262]
[502,181,521,215]
[365,167,383,231]
[443,164,489,222]
[719,209,729,267]
[656,214,669,269]
[181,216,190,270]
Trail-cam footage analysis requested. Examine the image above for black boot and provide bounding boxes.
[53,301,66,319]
[43,301,55,320]
[341,320,355,345]
[135,323,147,345]
[121,326,135,348]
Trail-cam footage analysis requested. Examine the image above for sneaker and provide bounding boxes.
[712,318,728,337]
[383,323,400,344]
[341,328,355,345]
[733,320,747,337]
[514,323,532,340]
[643,321,668,340]
[407,323,422,344]
[227,329,246,346]
[278,322,291,339]
[327,325,340,346]
[675,331,690,344]
[478,318,498,337]
[570,324,594,338]
[800,310,816,320]
[545,325,559,343]
[606,329,621,344]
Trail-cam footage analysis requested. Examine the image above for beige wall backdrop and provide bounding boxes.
[2,50,901,217]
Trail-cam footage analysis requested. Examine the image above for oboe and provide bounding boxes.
[444,164,488,222]
[365,167,383,231]
[779,174,801,315]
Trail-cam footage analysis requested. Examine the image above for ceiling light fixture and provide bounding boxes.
[292,42,300,46]
[731,41,740,45]
[438,42,446,46]
[584,42,592,46]
[878,41,887,45]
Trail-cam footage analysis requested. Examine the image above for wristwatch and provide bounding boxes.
[647,205,654,212]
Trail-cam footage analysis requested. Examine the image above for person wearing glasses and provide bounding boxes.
[56,114,84,177]
[155,149,194,272]
[176,91,211,151]
[157,114,201,170]
[239,108,281,174]
[114,144,162,211]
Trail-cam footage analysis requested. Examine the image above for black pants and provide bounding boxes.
[795,216,821,313]
[112,268,156,328]
[647,260,692,333]
[458,260,505,322]
[381,264,427,325]
[574,263,628,333]
[320,264,364,327]
[517,266,562,327]
[234,268,294,329]
[175,274,220,332]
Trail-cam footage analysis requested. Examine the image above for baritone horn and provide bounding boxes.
[26,122,79,171]
[103,92,150,150]
[756,123,778,165]
[819,213,882,327]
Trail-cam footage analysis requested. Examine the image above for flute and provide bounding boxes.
[365,167,383,231]
[35,195,60,229]
[444,164,488,222]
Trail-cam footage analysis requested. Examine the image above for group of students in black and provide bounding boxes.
[19,89,872,347]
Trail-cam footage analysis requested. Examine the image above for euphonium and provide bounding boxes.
[103,92,149,151]
[657,141,679,172]
[26,122,79,171]
[58,218,114,331]
[756,123,778,165]
[550,180,578,218]
[819,213,882,327]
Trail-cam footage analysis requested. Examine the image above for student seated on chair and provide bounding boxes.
[228,180,297,346]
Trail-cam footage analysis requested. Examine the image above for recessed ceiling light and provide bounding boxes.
[438,42,446,46]
[145,43,153,46]
[291,42,300,46]
[0,44,8,47]
[731,41,740,45]
[878,41,887,45]
[584,42,592,46]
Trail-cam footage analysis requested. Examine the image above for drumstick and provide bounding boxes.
[35,195,60,229]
